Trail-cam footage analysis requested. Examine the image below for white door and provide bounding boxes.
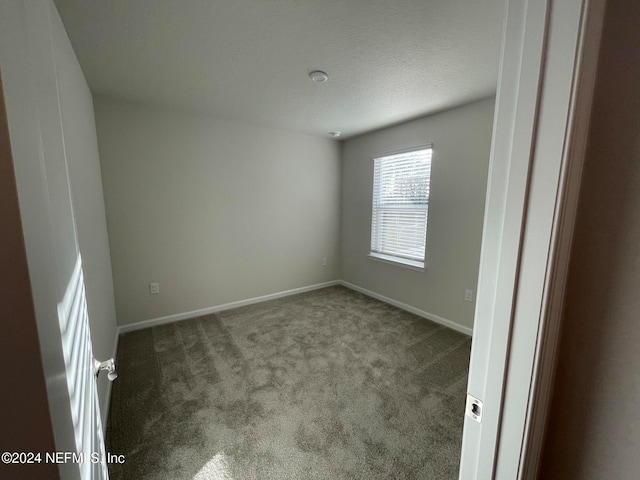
[58,256,109,480]
[0,1,110,479]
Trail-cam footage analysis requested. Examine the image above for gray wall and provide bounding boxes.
[540,0,640,477]
[94,97,342,326]
[340,98,494,331]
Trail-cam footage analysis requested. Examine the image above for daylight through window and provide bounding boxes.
[370,146,432,269]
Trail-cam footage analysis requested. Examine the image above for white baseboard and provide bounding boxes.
[118,280,341,334]
[116,278,471,337]
[338,280,473,336]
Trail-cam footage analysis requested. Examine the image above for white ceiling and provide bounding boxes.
[53,0,505,139]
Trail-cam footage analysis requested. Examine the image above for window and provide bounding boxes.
[369,145,432,269]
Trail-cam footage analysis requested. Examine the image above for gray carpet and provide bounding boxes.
[107,286,471,479]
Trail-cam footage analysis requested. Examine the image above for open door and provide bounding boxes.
[58,256,111,480]
[0,1,116,478]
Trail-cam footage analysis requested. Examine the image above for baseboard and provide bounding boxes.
[338,280,473,336]
[116,278,472,337]
[118,280,341,334]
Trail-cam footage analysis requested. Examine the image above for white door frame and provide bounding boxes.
[2,0,606,478]
[460,0,606,478]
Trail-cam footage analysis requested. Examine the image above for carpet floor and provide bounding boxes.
[107,286,471,479]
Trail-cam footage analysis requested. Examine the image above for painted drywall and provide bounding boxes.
[340,98,494,330]
[540,0,640,478]
[53,0,504,138]
[51,5,118,426]
[94,97,341,326]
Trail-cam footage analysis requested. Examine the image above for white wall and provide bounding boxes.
[541,0,640,477]
[340,98,494,331]
[94,97,342,326]
[51,6,118,425]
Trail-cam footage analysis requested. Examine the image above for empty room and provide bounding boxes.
[89,0,500,476]
[4,0,636,480]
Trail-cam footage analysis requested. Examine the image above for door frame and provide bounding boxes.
[460,0,606,478]
[2,0,607,478]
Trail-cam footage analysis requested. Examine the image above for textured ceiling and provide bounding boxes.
[53,0,505,139]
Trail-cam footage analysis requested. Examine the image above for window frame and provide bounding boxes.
[368,144,433,271]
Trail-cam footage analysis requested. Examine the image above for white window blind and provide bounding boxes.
[370,146,432,267]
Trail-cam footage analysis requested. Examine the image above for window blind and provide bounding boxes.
[370,147,432,265]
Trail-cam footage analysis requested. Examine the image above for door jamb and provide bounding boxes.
[459,0,607,478]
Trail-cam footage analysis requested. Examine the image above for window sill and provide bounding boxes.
[368,253,425,271]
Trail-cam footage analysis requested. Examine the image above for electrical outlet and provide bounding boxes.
[149,283,160,295]
[322,257,327,266]
[465,289,474,302]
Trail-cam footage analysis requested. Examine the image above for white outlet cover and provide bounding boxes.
[149,283,160,295]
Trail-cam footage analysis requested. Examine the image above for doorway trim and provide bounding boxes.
[459,0,606,478]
